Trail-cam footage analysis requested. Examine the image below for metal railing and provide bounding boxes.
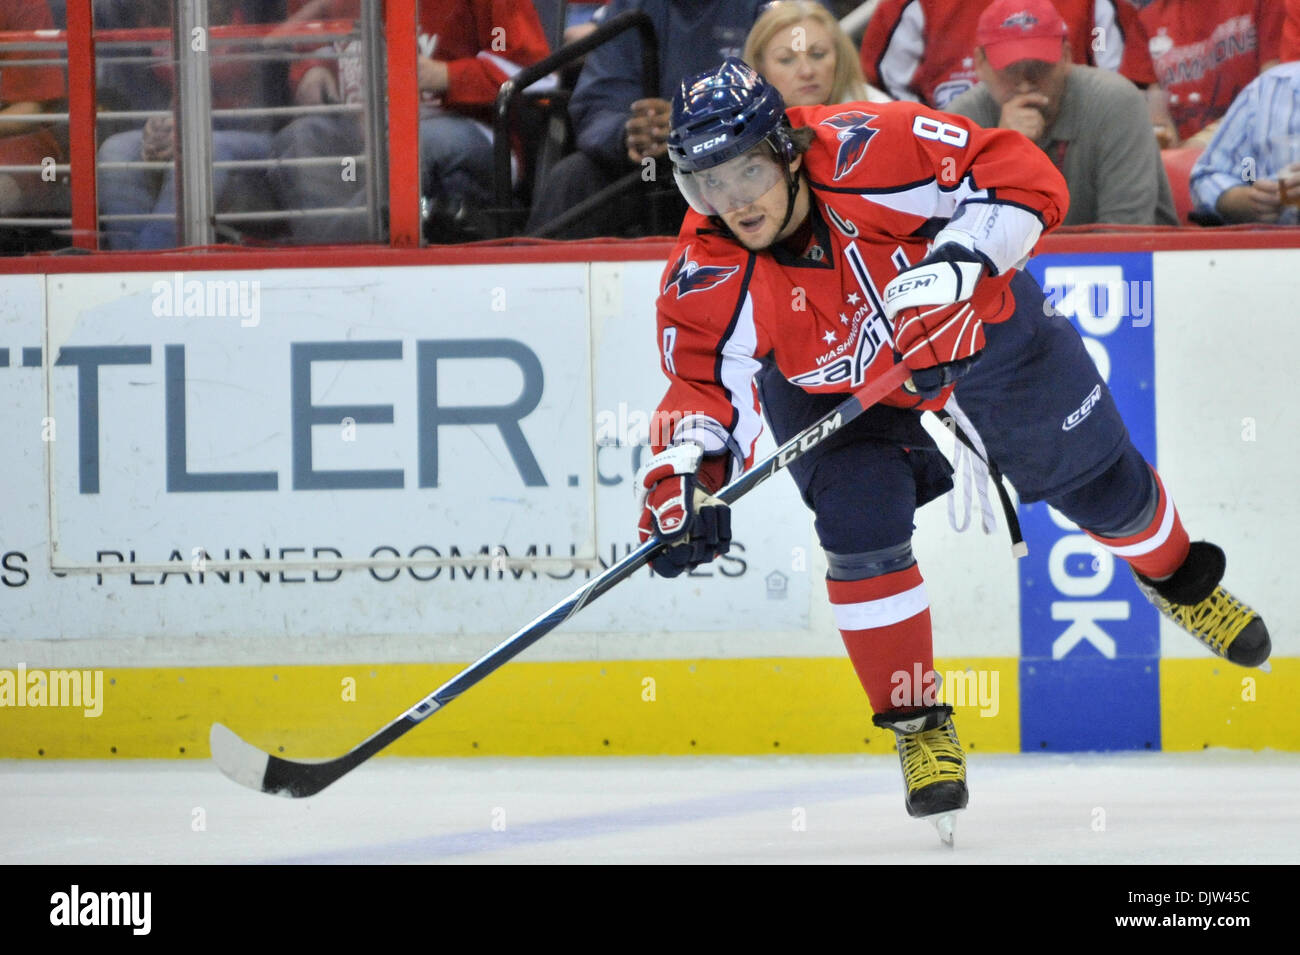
[6,0,655,252]
[491,9,659,239]
[0,0,424,252]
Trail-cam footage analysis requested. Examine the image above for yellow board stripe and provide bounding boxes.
[7,657,1293,758]
[0,657,1019,758]
[1159,657,1300,751]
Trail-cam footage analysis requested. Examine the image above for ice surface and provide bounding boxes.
[3,751,1298,864]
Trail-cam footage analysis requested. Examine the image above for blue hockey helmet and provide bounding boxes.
[667,57,800,218]
[668,57,793,173]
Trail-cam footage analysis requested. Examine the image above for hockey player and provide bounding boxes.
[633,58,1271,834]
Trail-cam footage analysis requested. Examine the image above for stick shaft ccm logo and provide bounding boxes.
[775,411,842,468]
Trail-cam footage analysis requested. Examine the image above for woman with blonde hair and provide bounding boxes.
[742,1,890,107]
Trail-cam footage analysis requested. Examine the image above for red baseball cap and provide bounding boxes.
[975,0,1069,70]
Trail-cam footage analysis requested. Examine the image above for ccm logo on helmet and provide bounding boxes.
[692,134,728,153]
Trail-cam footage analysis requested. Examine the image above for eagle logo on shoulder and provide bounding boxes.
[662,246,740,299]
[820,111,879,182]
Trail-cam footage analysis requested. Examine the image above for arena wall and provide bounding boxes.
[1,233,1296,757]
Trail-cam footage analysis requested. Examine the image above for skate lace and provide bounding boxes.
[898,722,965,791]
[1161,586,1256,654]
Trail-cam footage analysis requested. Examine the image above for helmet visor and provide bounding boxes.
[674,146,786,216]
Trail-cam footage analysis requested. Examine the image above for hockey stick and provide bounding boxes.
[210,361,912,797]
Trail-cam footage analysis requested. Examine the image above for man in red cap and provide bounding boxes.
[945,0,1178,225]
[859,0,1158,109]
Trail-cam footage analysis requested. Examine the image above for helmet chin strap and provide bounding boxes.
[773,159,802,241]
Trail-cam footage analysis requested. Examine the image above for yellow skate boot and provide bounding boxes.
[1133,542,1271,668]
[873,704,968,844]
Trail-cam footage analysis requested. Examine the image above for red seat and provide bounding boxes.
[1162,146,1206,225]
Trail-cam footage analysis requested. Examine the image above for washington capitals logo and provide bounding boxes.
[820,111,879,182]
[1002,11,1039,29]
[662,247,740,299]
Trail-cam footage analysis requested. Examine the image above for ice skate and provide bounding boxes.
[1133,541,1271,668]
[873,705,968,844]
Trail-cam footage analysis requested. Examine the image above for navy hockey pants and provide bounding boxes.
[755,270,1150,560]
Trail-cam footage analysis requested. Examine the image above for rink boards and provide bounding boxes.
[0,239,1296,756]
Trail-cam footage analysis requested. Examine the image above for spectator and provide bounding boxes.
[0,0,65,221]
[1189,61,1300,224]
[564,2,608,46]
[269,0,549,244]
[860,0,1156,108]
[95,0,282,249]
[1132,0,1284,146]
[945,0,1177,225]
[525,0,775,240]
[741,0,890,106]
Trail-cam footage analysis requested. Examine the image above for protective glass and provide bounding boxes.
[674,146,785,215]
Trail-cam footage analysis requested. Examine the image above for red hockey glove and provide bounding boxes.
[636,444,731,578]
[883,243,989,400]
[891,300,984,400]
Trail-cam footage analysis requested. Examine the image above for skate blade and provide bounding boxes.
[930,812,957,848]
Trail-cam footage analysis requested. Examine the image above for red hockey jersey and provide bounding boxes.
[0,0,64,104]
[1133,0,1283,140]
[287,0,549,124]
[1286,0,1300,64]
[860,0,1156,108]
[650,102,1069,473]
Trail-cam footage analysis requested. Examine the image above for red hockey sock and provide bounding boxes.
[1087,466,1189,579]
[828,564,935,714]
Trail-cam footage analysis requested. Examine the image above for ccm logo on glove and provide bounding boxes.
[883,244,990,399]
[884,273,937,300]
[882,242,987,321]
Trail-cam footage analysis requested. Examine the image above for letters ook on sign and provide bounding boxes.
[1016,252,1160,752]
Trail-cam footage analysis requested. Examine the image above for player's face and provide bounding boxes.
[758,18,837,107]
[713,152,806,250]
[680,144,785,214]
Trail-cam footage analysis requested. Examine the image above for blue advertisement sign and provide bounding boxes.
[1018,252,1161,751]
